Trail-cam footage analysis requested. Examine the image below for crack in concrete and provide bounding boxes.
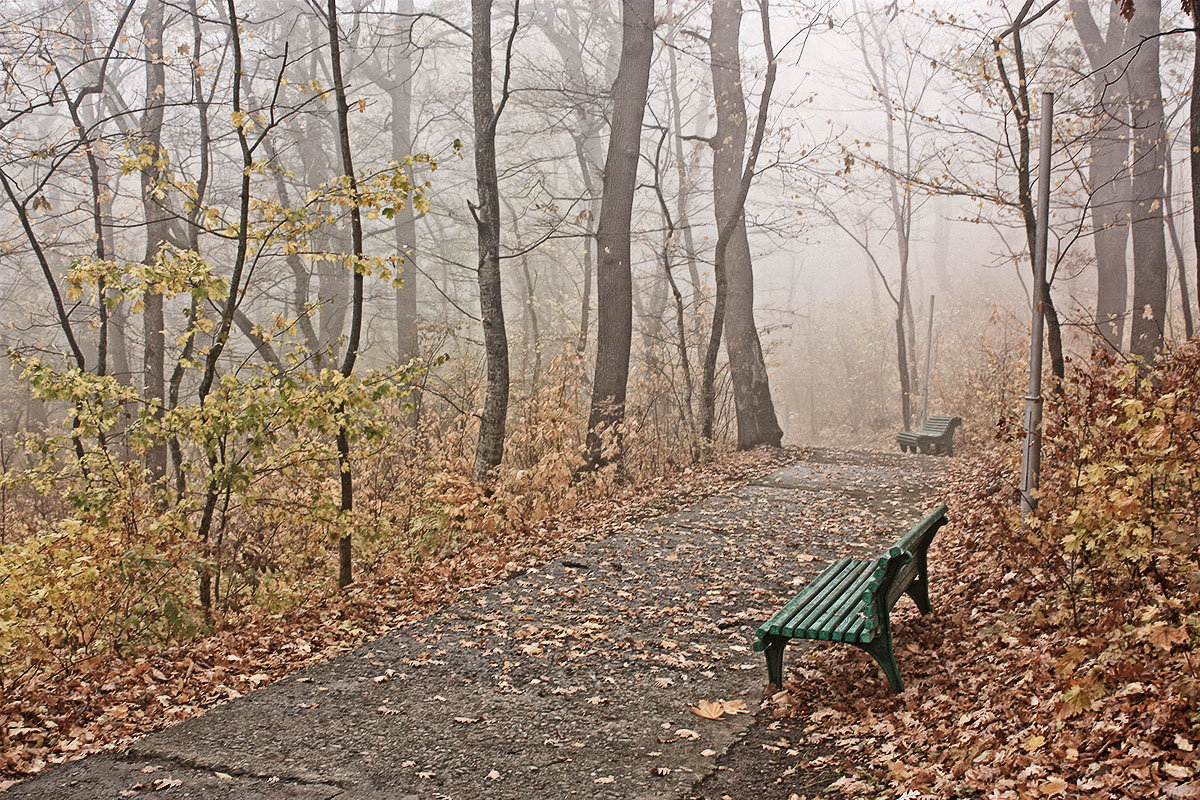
[121,749,349,791]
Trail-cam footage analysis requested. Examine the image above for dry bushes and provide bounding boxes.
[772,346,1200,799]
[0,346,709,705]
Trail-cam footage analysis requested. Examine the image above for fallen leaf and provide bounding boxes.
[1039,777,1069,796]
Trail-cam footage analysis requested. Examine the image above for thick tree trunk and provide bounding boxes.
[470,0,513,485]
[1126,0,1169,359]
[703,0,782,449]
[585,0,654,466]
[140,0,168,479]
[1070,0,1132,351]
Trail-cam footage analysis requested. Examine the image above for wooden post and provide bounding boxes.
[1021,92,1053,519]
[920,294,934,425]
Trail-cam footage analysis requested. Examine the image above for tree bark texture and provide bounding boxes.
[702,0,782,449]
[140,0,169,479]
[1070,0,1132,351]
[585,0,655,466]
[1126,0,1169,359]
[470,0,513,484]
[392,0,419,364]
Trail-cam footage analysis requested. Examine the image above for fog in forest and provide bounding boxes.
[8,0,1189,457]
[0,0,1194,597]
[4,0,1200,787]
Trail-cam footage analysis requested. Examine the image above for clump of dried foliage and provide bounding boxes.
[772,344,1200,799]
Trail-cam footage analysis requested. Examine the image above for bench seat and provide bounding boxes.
[897,415,962,456]
[753,504,948,694]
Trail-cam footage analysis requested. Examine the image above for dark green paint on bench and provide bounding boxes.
[897,416,962,456]
[752,504,948,694]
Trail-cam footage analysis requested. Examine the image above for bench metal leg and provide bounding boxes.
[904,547,932,615]
[906,577,931,615]
[762,634,788,690]
[860,623,904,694]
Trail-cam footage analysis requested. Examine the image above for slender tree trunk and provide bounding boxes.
[1126,0,1169,359]
[585,0,654,466]
[895,313,912,430]
[470,0,516,485]
[195,0,258,615]
[571,131,601,354]
[994,25,1065,379]
[392,0,419,364]
[327,0,367,588]
[140,0,168,479]
[667,15,701,304]
[701,0,782,449]
[1191,5,1200,336]
[1165,152,1194,338]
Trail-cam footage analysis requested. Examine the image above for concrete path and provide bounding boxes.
[7,448,948,799]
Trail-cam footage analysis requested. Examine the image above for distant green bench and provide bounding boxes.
[896,415,962,456]
[753,505,948,694]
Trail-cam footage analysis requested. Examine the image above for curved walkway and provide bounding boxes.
[8,448,948,799]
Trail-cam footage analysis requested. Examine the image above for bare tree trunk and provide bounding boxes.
[1192,4,1200,336]
[1070,0,1132,351]
[327,0,368,588]
[571,131,601,354]
[470,0,517,485]
[392,0,419,364]
[1126,0,1169,359]
[994,17,1065,379]
[140,0,168,479]
[700,0,782,449]
[1165,150,1194,338]
[520,252,541,384]
[895,313,912,430]
[585,0,654,466]
[667,15,701,303]
[649,128,697,455]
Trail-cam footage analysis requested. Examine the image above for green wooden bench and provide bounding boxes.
[752,504,948,694]
[896,415,962,456]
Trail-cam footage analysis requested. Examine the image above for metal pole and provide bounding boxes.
[920,294,935,425]
[1020,91,1053,519]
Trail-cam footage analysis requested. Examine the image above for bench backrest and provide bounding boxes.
[861,505,949,618]
[920,416,962,438]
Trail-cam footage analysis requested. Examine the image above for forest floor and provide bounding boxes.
[3,447,949,799]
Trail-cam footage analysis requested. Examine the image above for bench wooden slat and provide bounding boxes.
[809,566,876,640]
[895,504,947,552]
[781,559,869,637]
[762,556,855,637]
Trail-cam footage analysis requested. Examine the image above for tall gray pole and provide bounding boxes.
[1020,92,1053,518]
[920,294,935,425]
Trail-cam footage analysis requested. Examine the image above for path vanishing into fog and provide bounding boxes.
[8,448,949,800]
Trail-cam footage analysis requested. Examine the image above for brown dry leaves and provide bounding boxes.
[690,699,750,720]
[1,447,794,788]
[767,454,1199,800]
